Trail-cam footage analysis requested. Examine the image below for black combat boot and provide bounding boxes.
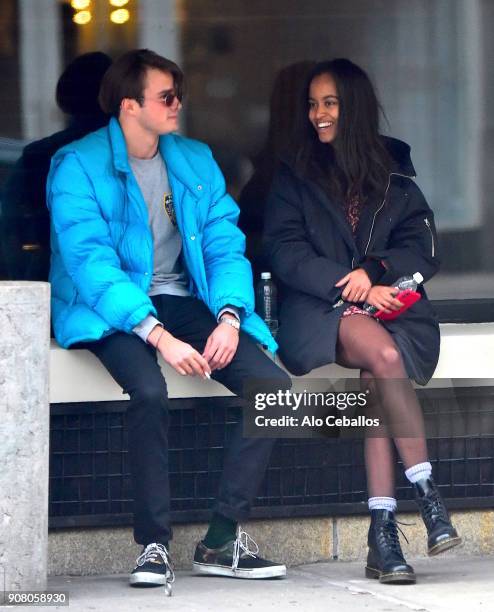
[414,478,461,556]
[365,509,416,584]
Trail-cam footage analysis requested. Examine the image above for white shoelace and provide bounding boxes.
[232,528,260,572]
[136,542,175,596]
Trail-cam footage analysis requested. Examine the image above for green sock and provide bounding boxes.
[203,513,237,549]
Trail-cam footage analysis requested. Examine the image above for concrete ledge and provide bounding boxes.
[48,510,493,575]
[49,323,494,403]
[47,323,494,578]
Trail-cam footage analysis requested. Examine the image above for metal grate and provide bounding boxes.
[49,388,494,528]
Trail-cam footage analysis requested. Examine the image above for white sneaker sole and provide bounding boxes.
[192,561,286,579]
[129,571,167,587]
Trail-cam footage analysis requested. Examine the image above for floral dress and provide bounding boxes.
[341,195,372,318]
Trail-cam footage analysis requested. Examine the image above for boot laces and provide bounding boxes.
[378,518,409,551]
[232,527,259,572]
[421,490,449,524]
[136,543,175,596]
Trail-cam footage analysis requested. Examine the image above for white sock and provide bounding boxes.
[368,496,397,512]
[405,461,432,484]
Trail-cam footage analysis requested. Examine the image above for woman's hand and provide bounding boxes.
[365,285,405,313]
[335,268,372,303]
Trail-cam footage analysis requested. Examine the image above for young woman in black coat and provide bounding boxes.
[264,59,461,584]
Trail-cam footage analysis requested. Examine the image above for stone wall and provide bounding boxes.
[0,281,50,590]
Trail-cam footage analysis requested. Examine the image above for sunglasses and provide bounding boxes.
[134,90,183,109]
[154,91,182,107]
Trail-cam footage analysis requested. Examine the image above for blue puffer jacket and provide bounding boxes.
[47,117,277,352]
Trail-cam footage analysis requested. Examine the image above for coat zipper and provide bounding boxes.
[424,217,435,257]
[363,172,415,256]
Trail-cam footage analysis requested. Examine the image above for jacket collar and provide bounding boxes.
[108,117,204,196]
[109,117,131,173]
[159,135,204,196]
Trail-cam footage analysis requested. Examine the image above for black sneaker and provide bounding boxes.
[192,528,286,579]
[129,543,175,594]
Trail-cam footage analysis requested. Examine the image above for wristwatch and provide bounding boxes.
[219,314,240,331]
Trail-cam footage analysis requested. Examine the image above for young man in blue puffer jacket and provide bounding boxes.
[47,49,290,591]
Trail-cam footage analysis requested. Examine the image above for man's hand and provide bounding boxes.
[365,285,405,314]
[148,325,211,378]
[203,318,239,371]
[335,268,372,303]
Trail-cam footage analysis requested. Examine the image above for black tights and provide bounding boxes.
[336,314,428,498]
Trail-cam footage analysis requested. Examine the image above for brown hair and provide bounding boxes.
[98,49,184,117]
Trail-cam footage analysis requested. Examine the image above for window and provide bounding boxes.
[1,0,492,320]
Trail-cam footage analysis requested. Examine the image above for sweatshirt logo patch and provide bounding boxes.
[163,192,177,226]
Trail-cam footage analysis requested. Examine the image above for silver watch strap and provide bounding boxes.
[219,315,240,330]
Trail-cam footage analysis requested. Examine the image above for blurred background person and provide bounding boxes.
[238,61,314,281]
[1,51,111,281]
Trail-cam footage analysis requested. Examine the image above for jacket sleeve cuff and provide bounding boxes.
[360,259,386,285]
[217,305,240,322]
[133,315,162,343]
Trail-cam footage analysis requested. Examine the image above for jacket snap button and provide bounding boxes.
[190,235,196,240]
[197,185,203,191]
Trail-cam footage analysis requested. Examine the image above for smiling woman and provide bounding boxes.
[264,58,461,585]
[308,73,339,143]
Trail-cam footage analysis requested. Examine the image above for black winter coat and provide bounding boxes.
[1,116,108,281]
[264,138,440,385]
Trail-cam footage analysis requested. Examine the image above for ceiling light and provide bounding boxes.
[71,0,91,9]
[110,8,130,24]
[73,10,92,25]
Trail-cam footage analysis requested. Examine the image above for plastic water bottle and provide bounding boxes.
[256,272,279,335]
[363,272,424,314]
[395,272,424,291]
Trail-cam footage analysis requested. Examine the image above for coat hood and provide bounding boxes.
[382,136,416,177]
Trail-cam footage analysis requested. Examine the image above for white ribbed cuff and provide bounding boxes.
[368,496,397,512]
[405,461,432,484]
